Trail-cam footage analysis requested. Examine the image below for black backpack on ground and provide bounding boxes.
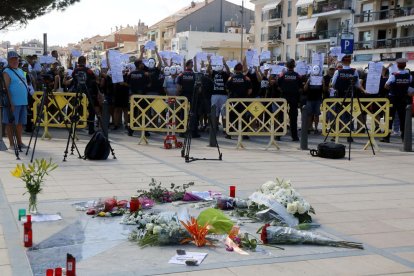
[84,131,110,160]
[310,142,346,159]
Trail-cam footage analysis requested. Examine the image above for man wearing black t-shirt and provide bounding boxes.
[127,60,150,136]
[207,56,230,134]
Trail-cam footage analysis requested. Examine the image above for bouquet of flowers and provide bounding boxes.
[11,158,58,213]
[260,225,363,249]
[137,178,194,203]
[258,178,315,223]
[126,211,189,247]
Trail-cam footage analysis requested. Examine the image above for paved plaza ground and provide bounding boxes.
[0,128,414,275]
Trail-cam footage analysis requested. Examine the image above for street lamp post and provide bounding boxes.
[240,0,244,61]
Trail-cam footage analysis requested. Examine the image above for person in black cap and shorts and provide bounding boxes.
[381,58,413,143]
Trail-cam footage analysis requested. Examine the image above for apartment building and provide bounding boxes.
[251,0,354,62]
[148,0,254,53]
[353,0,414,63]
[252,0,414,65]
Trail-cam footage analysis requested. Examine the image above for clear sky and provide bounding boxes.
[1,0,254,46]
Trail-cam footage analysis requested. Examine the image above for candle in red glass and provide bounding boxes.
[129,196,140,213]
[54,267,62,276]
[66,253,76,276]
[23,222,32,247]
[229,186,236,198]
[46,268,54,276]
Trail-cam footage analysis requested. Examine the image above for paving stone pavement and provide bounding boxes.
[0,128,414,276]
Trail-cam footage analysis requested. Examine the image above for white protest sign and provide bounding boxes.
[145,40,157,50]
[260,50,271,60]
[171,54,184,66]
[210,56,223,66]
[312,53,325,76]
[196,52,208,62]
[245,49,259,67]
[295,61,308,76]
[107,50,124,83]
[365,62,384,94]
[269,65,285,75]
[329,47,342,57]
[101,59,108,68]
[71,50,82,57]
[226,60,238,70]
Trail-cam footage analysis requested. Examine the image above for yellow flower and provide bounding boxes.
[11,165,22,178]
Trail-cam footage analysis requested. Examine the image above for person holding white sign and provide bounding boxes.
[207,55,230,135]
[304,65,323,134]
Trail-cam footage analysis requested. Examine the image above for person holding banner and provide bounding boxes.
[381,58,413,143]
[304,65,323,134]
[278,59,302,141]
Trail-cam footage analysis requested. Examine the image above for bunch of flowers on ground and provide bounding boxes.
[137,178,194,203]
[259,178,315,223]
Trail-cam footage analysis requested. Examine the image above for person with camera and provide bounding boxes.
[176,59,201,138]
[72,56,98,134]
[2,51,29,150]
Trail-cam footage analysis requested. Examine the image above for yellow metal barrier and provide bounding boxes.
[32,91,89,139]
[129,95,189,144]
[321,98,391,150]
[225,98,288,149]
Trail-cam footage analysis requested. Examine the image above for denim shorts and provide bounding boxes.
[2,105,27,125]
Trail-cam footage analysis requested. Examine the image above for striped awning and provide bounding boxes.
[295,17,319,35]
[262,0,282,12]
[397,21,414,27]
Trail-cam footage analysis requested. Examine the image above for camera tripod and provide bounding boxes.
[70,72,116,161]
[181,73,222,163]
[0,73,21,159]
[324,77,375,160]
[26,83,83,162]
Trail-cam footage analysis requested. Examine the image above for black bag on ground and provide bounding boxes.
[310,142,346,159]
[84,131,110,160]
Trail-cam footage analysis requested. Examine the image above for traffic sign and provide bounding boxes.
[341,34,354,54]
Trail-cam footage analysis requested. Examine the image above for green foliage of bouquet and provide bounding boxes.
[11,158,58,213]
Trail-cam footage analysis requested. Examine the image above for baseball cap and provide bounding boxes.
[7,51,20,59]
[396,58,408,63]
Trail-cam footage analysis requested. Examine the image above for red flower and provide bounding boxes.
[260,224,270,244]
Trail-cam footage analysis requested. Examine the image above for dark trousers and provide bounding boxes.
[387,96,409,139]
[288,100,299,139]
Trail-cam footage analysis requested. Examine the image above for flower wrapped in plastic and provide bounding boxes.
[260,225,363,249]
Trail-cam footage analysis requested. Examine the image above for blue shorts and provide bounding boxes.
[306,100,322,116]
[2,105,27,125]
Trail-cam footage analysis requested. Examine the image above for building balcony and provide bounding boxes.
[297,29,340,42]
[354,36,414,51]
[354,7,414,27]
[299,0,352,18]
[261,33,282,43]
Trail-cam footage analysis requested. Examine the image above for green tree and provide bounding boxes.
[0,0,80,31]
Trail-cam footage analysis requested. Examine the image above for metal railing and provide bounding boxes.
[262,10,283,21]
[299,0,352,16]
[297,29,341,41]
[354,36,414,50]
[355,7,414,23]
[261,33,281,42]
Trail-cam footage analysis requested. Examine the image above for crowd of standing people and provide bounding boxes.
[1,46,414,150]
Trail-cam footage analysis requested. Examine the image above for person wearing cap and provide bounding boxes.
[2,51,29,149]
[278,59,302,141]
[381,58,413,143]
[331,55,367,142]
